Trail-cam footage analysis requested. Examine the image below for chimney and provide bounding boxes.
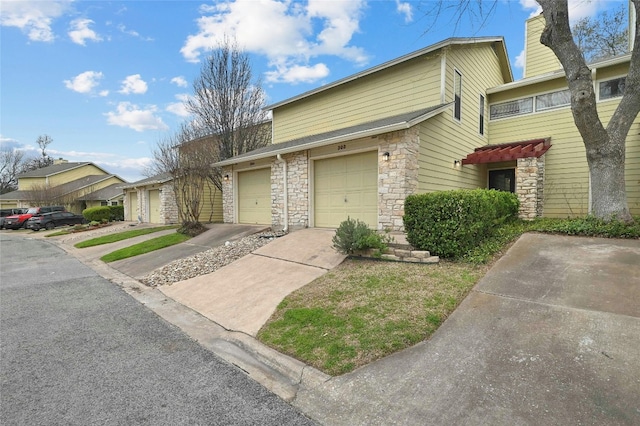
[523,14,563,78]
[53,158,68,165]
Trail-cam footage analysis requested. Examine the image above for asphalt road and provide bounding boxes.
[0,233,316,425]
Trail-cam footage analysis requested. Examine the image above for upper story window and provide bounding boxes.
[536,89,570,111]
[454,69,462,121]
[490,97,533,119]
[479,94,485,135]
[599,77,626,100]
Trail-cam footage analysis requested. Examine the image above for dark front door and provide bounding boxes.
[489,169,515,193]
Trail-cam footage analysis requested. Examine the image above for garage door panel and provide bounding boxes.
[238,168,271,225]
[149,190,160,223]
[314,151,378,228]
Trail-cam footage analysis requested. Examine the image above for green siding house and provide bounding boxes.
[215,14,640,231]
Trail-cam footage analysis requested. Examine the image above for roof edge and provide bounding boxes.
[215,104,452,167]
[266,37,506,110]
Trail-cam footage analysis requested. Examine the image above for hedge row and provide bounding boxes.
[83,205,124,222]
[403,189,519,259]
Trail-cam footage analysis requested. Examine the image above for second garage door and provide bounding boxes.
[148,189,160,223]
[238,168,271,224]
[314,151,378,228]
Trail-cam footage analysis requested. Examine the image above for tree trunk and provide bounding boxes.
[586,132,631,219]
[537,0,636,222]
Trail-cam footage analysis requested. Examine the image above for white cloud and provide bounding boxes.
[520,0,608,23]
[166,94,191,117]
[119,74,148,95]
[64,70,104,94]
[0,0,71,42]
[395,1,413,23]
[515,49,526,69]
[265,63,330,84]
[68,18,102,45]
[181,0,368,84]
[171,76,188,88]
[105,102,168,132]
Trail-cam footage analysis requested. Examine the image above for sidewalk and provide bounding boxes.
[44,225,640,425]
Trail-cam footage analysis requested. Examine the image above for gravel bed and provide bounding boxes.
[139,232,278,287]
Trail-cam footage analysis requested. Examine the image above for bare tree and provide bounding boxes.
[22,182,65,207]
[21,134,55,172]
[185,36,270,190]
[150,123,218,234]
[423,0,637,222]
[0,147,25,194]
[572,4,628,62]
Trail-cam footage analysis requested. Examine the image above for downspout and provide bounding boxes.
[276,154,289,232]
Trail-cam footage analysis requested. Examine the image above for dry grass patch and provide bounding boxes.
[257,258,488,376]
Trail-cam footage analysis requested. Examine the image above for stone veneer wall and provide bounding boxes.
[271,151,309,230]
[516,156,545,219]
[222,166,234,223]
[159,183,179,224]
[378,127,420,231]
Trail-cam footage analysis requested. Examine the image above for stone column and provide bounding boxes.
[378,127,420,231]
[271,151,309,231]
[516,156,545,219]
[222,166,234,223]
[160,183,179,224]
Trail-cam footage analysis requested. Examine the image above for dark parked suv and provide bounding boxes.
[3,206,66,229]
[26,211,86,231]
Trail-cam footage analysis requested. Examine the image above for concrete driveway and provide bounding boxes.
[292,233,640,425]
[159,228,347,336]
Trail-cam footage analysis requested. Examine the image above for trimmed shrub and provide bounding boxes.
[403,189,519,259]
[332,217,388,255]
[109,205,124,221]
[83,206,111,223]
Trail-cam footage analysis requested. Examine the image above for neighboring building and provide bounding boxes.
[120,173,223,225]
[0,160,127,213]
[215,14,639,231]
[77,183,124,209]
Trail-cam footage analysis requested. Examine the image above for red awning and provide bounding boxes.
[461,138,551,165]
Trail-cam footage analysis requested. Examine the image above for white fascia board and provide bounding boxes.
[488,53,632,94]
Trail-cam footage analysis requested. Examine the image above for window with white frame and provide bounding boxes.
[536,89,571,111]
[489,97,533,119]
[479,94,485,135]
[454,69,462,121]
[599,76,626,100]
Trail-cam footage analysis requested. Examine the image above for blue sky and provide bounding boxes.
[0,0,627,182]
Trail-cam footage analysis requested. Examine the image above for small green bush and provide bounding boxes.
[109,205,124,221]
[403,189,519,259]
[332,217,388,255]
[83,206,111,222]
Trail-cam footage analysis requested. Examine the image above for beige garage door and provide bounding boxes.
[314,151,378,228]
[127,191,138,221]
[238,168,271,224]
[148,189,160,223]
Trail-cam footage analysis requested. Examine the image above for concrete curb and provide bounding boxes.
[52,237,331,403]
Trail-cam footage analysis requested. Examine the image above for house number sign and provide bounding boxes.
[337,144,347,151]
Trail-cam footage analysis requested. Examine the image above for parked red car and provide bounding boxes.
[3,206,66,229]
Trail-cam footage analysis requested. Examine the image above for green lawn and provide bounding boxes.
[74,225,179,248]
[258,216,639,376]
[100,232,190,262]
